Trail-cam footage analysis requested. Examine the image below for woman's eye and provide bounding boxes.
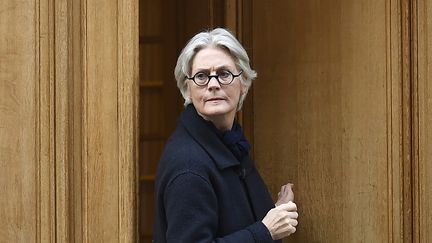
[195,73,208,81]
[219,71,231,79]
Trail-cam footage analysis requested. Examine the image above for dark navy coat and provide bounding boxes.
[154,105,279,243]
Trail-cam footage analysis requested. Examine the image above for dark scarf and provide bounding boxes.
[220,122,251,161]
[189,105,251,161]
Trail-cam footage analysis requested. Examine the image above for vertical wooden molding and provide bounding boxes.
[387,1,400,240]
[387,0,414,241]
[83,0,122,239]
[401,0,414,241]
[81,0,89,241]
[209,0,215,27]
[388,0,404,241]
[411,0,420,242]
[118,0,139,241]
[38,0,86,240]
[71,0,84,241]
[411,0,432,242]
[54,0,72,241]
[225,0,237,33]
[388,0,425,241]
[80,0,138,241]
[37,0,56,241]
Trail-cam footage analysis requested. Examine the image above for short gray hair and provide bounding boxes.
[174,28,257,110]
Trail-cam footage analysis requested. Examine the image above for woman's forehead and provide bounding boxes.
[192,47,236,70]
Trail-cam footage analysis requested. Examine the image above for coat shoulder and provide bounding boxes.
[156,125,215,185]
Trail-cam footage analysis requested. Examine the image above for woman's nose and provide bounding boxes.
[207,76,221,90]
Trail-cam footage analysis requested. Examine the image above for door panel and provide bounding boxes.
[252,1,404,242]
[415,0,432,242]
[0,0,46,241]
[84,0,138,241]
[0,0,139,241]
[1,0,429,242]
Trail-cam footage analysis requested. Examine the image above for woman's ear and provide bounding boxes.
[184,81,192,99]
[241,81,249,95]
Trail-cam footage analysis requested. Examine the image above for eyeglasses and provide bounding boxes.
[186,70,243,86]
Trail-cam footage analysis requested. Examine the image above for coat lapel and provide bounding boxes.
[179,105,275,221]
[241,156,276,220]
[179,105,240,170]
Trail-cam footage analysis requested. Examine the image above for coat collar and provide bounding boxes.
[179,105,240,170]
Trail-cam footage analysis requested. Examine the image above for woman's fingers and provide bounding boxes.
[285,183,294,201]
[287,224,296,234]
[277,201,297,212]
[287,211,298,219]
[289,218,298,227]
[262,203,299,240]
[275,183,295,206]
[280,183,294,200]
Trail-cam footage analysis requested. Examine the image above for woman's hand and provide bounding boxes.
[262,201,298,240]
[275,183,294,206]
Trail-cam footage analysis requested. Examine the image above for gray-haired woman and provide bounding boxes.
[154,28,298,243]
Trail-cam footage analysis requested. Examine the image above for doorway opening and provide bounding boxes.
[138,1,181,242]
[138,1,227,242]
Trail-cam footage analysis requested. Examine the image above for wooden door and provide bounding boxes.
[2,0,430,242]
[248,0,432,242]
[0,0,138,242]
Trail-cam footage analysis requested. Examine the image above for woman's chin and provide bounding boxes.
[202,105,231,117]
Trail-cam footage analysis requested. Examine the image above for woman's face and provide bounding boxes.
[187,46,246,131]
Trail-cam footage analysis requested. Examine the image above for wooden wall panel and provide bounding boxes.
[0,1,37,241]
[70,0,84,241]
[85,0,120,239]
[83,0,138,241]
[0,0,138,241]
[414,0,432,242]
[252,0,404,242]
[118,0,139,241]
[54,0,73,241]
[0,0,55,242]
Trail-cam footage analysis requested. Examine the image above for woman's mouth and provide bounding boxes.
[206,97,225,102]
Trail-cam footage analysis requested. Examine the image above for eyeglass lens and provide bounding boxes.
[189,70,241,86]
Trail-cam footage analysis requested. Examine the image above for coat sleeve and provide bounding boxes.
[163,171,274,243]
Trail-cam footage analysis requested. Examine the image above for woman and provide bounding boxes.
[154,28,298,243]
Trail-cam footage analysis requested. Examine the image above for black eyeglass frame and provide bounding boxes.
[186,70,243,86]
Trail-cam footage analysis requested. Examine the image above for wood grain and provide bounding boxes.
[118,0,139,241]
[0,0,54,242]
[54,0,72,241]
[413,0,432,242]
[1,0,429,242]
[252,0,405,242]
[83,0,138,241]
[37,0,57,241]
